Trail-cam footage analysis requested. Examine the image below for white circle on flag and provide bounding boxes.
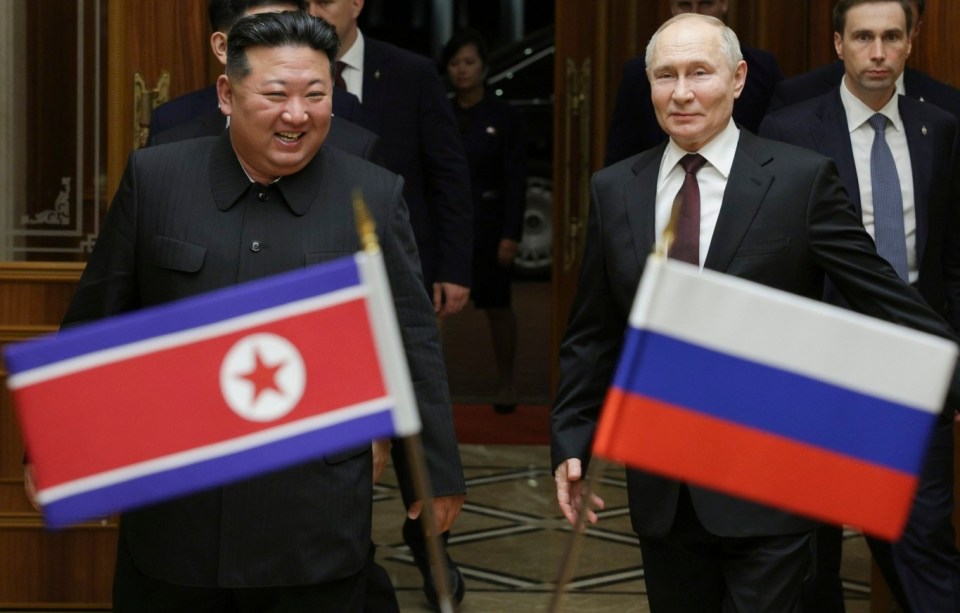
[219,332,306,422]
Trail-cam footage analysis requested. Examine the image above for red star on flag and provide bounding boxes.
[238,349,286,403]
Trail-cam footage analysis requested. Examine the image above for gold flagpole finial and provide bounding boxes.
[352,189,380,253]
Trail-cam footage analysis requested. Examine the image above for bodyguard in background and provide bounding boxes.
[760,1,960,610]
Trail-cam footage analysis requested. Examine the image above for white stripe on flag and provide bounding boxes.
[9,285,367,389]
[630,257,956,413]
[36,395,395,505]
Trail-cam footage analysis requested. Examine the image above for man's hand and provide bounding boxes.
[24,464,41,512]
[555,458,605,527]
[497,238,519,267]
[407,494,466,535]
[372,439,391,483]
[432,282,470,317]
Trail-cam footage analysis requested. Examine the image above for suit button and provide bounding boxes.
[251,240,261,252]
[258,191,268,201]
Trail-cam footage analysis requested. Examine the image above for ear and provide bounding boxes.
[833,31,844,60]
[211,31,228,65]
[352,0,364,19]
[217,74,233,116]
[732,59,747,99]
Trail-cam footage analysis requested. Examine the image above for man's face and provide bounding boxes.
[306,0,362,47]
[670,0,728,18]
[648,18,746,152]
[834,2,911,108]
[218,44,333,183]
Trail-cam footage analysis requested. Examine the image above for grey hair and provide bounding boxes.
[644,13,743,72]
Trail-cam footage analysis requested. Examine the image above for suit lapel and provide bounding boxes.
[817,91,861,213]
[624,147,664,267]
[704,132,772,272]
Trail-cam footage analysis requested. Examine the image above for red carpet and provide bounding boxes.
[452,403,550,445]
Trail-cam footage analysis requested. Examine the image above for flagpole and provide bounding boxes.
[547,457,608,612]
[353,191,456,613]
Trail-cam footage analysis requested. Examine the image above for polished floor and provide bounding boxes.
[373,442,875,612]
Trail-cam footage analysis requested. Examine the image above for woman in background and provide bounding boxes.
[442,29,527,414]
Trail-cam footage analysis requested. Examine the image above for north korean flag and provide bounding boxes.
[5,252,420,528]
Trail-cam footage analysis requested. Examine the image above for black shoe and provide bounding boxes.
[421,558,465,610]
[404,522,466,608]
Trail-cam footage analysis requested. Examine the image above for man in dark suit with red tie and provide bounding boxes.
[306,1,472,607]
[552,12,960,612]
[760,1,960,610]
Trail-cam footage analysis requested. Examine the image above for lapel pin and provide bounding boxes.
[374,70,381,80]
[486,126,497,135]
[922,125,928,136]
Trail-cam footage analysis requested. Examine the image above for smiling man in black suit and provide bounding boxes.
[59,12,465,611]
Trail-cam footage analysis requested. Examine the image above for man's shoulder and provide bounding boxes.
[741,130,834,167]
[364,36,435,73]
[774,62,843,101]
[904,67,960,118]
[151,110,224,146]
[152,86,218,126]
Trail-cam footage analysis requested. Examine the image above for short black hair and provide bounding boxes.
[208,0,306,34]
[833,0,912,36]
[226,11,340,79]
[440,28,490,69]
[914,0,925,18]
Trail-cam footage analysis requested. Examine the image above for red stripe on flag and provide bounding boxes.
[593,388,917,540]
[15,299,385,489]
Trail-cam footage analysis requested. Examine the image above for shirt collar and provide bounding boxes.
[662,118,740,180]
[840,77,903,133]
[339,29,364,72]
[210,132,324,216]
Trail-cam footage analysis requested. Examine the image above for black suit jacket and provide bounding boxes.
[148,84,364,146]
[767,61,960,124]
[455,94,527,246]
[355,37,472,288]
[62,135,465,587]
[151,108,382,164]
[760,90,960,330]
[605,45,783,166]
[551,130,960,539]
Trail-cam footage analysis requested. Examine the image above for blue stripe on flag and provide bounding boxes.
[6,257,361,374]
[613,328,935,475]
[40,408,394,529]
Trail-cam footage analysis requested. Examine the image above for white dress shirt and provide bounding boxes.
[655,119,741,268]
[337,30,366,102]
[839,79,917,283]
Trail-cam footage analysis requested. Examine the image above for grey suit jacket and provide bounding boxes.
[760,89,960,330]
[551,130,959,539]
[62,134,465,587]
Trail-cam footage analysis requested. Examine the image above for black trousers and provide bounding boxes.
[639,487,811,613]
[113,534,365,613]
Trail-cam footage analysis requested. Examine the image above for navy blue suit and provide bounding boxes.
[761,90,960,613]
[148,84,364,146]
[353,37,472,290]
[605,45,783,166]
[767,61,960,124]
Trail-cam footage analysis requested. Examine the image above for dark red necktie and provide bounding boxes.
[670,153,707,265]
[335,60,347,91]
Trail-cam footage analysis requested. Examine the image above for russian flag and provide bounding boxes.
[4,251,420,529]
[592,256,957,540]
